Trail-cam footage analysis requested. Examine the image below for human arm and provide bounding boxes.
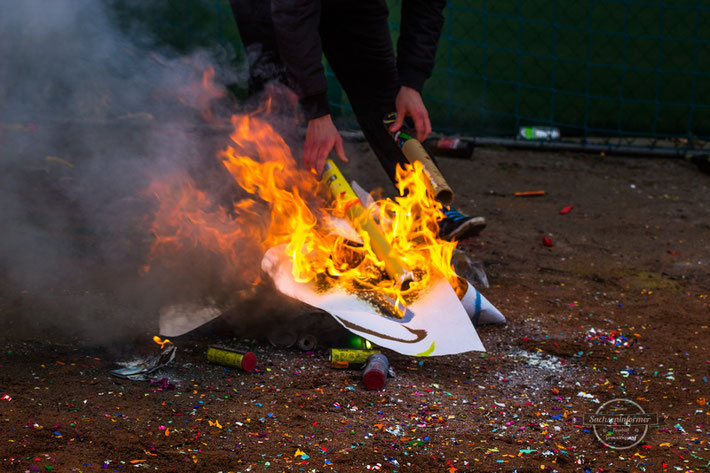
[304,115,348,175]
[270,0,330,121]
[389,86,431,142]
[271,0,347,174]
[388,0,447,141]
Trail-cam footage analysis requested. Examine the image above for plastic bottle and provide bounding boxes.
[519,126,560,140]
[424,137,474,159]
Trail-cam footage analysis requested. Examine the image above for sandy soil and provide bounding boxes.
[1,139,709,472]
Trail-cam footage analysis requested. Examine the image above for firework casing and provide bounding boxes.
[297,334,318,351]
[207,345,257,372]
[322,160,412,287]
[401,139,454,206]
[267,329,297,348]
[362,353,389,390]
[383,113,454,206]
[330,348,381,368]
[513,190,546,197]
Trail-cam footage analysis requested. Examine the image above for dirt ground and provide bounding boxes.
[1,139,709,472]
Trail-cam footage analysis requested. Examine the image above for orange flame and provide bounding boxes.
[153,336,172,349]
[147,106,461,310]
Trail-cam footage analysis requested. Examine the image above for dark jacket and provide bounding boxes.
[271,0,446,120]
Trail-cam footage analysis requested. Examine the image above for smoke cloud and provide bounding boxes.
[0,0,259,342]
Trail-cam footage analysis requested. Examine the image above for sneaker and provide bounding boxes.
[439,207,486,241]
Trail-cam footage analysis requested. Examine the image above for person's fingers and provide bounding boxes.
[416,114,431,142]
[311,146,321,174]
[389,108,405,133]
[414,113,426,142]
[304,139,315,172]
[304,128,316,171]
[424,113,432,140]
[334,136,348,163]
[316,148,327,175]
[316,138,334,175]
[303,146,311,172]
[310,141,323,173]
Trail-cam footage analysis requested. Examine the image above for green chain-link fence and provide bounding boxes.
[418,0,710,152]
[118,0,710,153]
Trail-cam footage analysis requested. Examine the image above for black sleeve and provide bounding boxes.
[271,0,331,120]
[397,0,447,92]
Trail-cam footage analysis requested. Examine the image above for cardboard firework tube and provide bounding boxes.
[330,348,381,369]
[322,160,413,288]
[383,113,454,206]
[297,334,318,351]
[207,345,257,372]
[513,190,546,197]
[362,353,389,390]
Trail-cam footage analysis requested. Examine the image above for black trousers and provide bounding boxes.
[229,0,410,185]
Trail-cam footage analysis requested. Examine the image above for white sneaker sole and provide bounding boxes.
[447,216,487,240]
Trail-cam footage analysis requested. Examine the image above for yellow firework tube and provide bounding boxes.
[330,348,381,368]
[207,345,257,372]
[322,159,412,288]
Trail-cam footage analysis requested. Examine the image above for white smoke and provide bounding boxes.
[0,0,251,342]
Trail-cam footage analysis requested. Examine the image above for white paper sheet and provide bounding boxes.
[262,245,485,356]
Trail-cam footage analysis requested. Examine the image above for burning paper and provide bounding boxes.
[146,106,498,350]
[262,245,485,356]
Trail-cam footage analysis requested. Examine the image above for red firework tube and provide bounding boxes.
[362,353,389,390]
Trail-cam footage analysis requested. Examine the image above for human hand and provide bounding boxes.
[389,86,432,142]
[304,114,348,175]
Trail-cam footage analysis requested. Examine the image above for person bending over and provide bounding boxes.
[229,0,485,240]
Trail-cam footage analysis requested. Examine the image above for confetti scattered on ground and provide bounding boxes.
[2,149,708,471]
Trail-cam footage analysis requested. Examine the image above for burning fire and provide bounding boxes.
[153,336,172,349]
[147,105,461,310]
